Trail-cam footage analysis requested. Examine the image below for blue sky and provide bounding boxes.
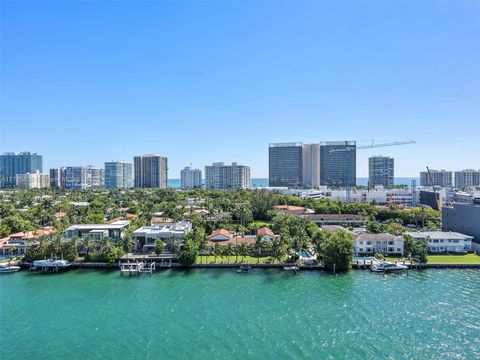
[1,1,479,178]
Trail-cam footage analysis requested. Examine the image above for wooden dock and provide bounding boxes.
[119,261,156,276]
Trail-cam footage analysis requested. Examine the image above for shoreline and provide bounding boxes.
[18,261,480,272]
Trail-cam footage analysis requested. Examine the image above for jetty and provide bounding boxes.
[119,261,156,276]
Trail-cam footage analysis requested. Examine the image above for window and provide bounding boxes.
[388,241,394,245]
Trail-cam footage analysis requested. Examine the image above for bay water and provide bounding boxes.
[1,269,479,359]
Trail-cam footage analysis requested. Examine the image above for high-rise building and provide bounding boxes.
[302,144,320,189]
[50,167,66,188]
[65,166,105,189]
[105,161,133,189]
[16,171,50,189]
[0,152,43,188]
[133,154,168,188]
[454,169,480,188]
[443,202,480,251]
[205,162,250,189]
[268,143,303,188]
[369,156,394,188]
[320,141,356,187]
[181,166,202,189]
[420,170,452,187]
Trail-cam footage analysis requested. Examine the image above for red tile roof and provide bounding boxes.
[208,229,233,239]
[256,227,274,237]
[0,227,56,245]
[207,236,257,247]
[275,205,305,212]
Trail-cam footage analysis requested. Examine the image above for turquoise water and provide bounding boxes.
[1,269,479,359]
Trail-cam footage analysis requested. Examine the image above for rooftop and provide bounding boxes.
[65,220,130,231]
[133,220,192,237]
[208,229,233,239]
[405,231,473,241]
[356,233,403,241]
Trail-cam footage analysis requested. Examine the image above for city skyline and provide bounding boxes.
[1,1,479,177]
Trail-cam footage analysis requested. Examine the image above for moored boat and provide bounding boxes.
[0,264,21,273]
[31,259,71,272]
[370,261,408,273]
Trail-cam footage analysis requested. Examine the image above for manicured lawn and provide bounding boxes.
[427,254,480,263]
[196,255,274,264]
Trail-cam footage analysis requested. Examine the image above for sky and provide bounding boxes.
[1,1,479,178]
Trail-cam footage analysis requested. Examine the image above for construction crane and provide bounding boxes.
[328,140,416,202]
[329,140,416,153]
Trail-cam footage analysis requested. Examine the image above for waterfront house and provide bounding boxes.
[208,229,233,242]
[355,233,404,256]
[207,228,279,255]
[0,226,56,256]
[405,231,473,254]
[132,220,193,253]
[64,220,130,240]
[256,227,275,243]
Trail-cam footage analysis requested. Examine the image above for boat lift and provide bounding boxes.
[119,260,156,276]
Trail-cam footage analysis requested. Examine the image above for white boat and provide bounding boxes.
[283,265,299,272]
[370,261,408,273]
[32,259,71,270]
[0,264,21,273]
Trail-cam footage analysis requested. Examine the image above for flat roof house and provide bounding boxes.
[64,220,130,240]
[132,220,193,253]
[405,231,473,254]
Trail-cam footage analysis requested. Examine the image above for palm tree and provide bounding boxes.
[238,243,250,263]
[255,235,270,262]
[225,243,234,263]
[213,244,221,264]
[49,233,64,257]
[167,235,182,255]
[99,236,114,254]
[271,238,286,264]
[82,237,94,260]
[154,239,165,256]
[217,246,225,263]
[117,234,136,254]
[69,237,80,261]
[36,235,48,259]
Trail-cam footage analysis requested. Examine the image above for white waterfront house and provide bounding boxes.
[132,220,193,253]
[64,220,130,240]
[355,233,404,256]
[405,231,473,254]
